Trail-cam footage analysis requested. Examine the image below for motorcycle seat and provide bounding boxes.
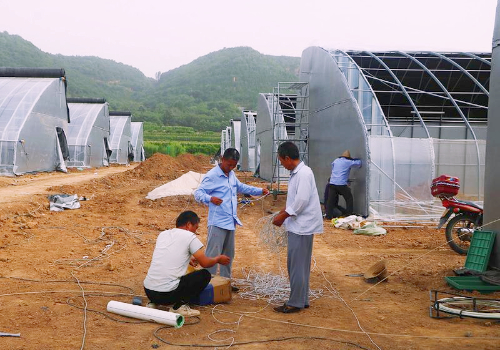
[453,199,483,211]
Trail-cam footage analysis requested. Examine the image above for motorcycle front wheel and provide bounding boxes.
[445,215,478,255]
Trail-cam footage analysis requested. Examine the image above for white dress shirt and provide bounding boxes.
[284,162,324,235]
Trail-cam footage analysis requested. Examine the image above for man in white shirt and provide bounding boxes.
[272,141,323,313]
[144,211,230,317]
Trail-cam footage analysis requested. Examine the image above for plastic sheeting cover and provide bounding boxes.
[0,78,56,140]
[67,104,105,145]
[110,116,129,149]
[146,171,204,200]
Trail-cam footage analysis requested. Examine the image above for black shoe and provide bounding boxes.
[273,303,301,314]
[231,286,239,292]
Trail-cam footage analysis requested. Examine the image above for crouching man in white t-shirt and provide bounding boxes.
[144,211,230,317]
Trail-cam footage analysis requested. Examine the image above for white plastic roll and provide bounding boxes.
[107,301,184,328]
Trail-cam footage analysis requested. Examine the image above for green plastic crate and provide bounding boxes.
[445,276,500,294]
[464,231,496,272]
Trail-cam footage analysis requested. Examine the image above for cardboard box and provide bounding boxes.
[211,275,232,303]
[190,275,232,305]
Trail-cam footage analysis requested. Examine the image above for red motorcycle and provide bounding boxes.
[431,175,483,255]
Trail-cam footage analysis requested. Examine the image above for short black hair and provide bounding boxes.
[278,141,299,160]
[223,148,240,161]
[176,211,200,227]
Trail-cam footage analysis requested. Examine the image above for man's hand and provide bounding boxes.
[217,255,231,265]
[189,257,199,267]
[262,188,270,196]
[272,209,289,227]
[210,196,223,205]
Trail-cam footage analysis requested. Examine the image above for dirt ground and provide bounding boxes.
[0,153,498,350]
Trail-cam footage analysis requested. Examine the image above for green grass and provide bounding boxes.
[144,141,218,157]
[143,124,220,157]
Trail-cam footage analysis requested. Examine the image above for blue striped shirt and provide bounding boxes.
[194,165,263,230]
[329,157,362,185]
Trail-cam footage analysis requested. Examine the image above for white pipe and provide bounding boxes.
[107,301,184,328]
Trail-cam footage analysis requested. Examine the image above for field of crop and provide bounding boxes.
[143,124,219,157]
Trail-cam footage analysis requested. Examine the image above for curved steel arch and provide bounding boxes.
[336,50,397,208]
[397,51,479,140]
[463,52,491,66]
[334,49,393,137]
[398,51,482,200]
[364,51,431,138]
[429,52,489,96]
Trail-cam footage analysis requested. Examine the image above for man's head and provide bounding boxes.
[220,148,240,174]
[277,141,300,170]
[176,211,200,233]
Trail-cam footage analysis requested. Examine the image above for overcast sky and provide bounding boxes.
[0,0,497,78]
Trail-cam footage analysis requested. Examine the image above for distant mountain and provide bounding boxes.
[156,47,298,107]
[145,47,300,130]
[0,32,301,131]
[0,32,153,112]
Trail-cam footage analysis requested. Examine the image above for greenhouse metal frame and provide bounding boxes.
[67,98,111,168]
[299,47,490,217]
[256,92,291,183]
[255,83,309,187]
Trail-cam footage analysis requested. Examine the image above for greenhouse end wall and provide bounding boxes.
[299,46,370,216]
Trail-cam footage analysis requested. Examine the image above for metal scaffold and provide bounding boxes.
[271,82,309,193]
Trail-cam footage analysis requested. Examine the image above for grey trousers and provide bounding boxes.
[286,232,314,308]
[205,226,235,278]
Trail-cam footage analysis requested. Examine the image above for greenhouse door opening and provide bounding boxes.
[55,127,70,172]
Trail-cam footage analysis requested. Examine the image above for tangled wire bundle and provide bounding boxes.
[255,214,287,253]
[233,268,324,305]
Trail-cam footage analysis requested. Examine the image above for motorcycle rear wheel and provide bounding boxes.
[445,215,478,255]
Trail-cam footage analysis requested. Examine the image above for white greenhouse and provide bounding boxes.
[220,126,231,155]
[131,122,145,162]
[66,98,111,168]
[109,112,133,165]
[299,47,490,216]
[0,68,70,175]
[239,110,257,172]
[230,118,241,153]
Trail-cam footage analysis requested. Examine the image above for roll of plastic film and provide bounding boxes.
[107,300,184,328]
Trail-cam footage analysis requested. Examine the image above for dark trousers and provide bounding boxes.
[144,269,211,308]
[287,232,314,308]
[325,184,353,219]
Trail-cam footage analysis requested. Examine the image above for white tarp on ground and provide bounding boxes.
[146,171,204,200]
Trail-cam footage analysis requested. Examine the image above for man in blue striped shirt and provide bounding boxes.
[194,148,269,283]
[325,150,362,219]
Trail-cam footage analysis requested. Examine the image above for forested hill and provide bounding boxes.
[0,32,153,112]
[145,47,300,130]
[0,32,301,131]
